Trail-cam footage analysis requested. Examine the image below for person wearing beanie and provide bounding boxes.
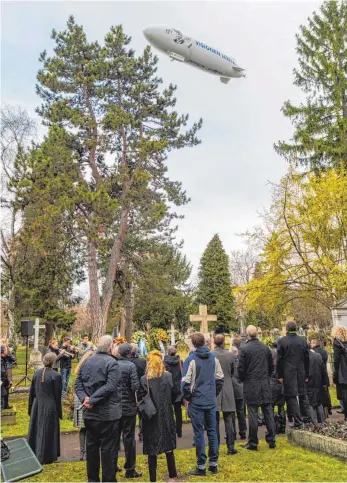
[117,343,142,478]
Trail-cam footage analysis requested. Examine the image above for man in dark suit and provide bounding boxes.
[277,321,311,428]
[238,325,276,451]
[131,344,147,442]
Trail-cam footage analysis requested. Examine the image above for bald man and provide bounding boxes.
[238,326,276,451]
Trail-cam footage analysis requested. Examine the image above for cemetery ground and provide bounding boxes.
[4,347,346,482]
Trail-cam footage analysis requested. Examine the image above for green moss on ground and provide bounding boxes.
[23,439,347,482]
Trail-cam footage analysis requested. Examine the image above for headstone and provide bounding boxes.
[189,305,217,334]
[29,318,45,370]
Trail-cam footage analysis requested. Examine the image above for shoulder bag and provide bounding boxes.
[136,376,157,420]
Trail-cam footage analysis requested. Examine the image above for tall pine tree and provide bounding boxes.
[275,0,347,170]
[197,234,236,330]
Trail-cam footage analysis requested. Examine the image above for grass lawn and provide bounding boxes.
[22,439,347,482]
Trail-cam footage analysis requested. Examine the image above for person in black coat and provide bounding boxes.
[164,346,183,438]
[117,343,141,478]
[331,325,347,422]
[277,321,311,428]
[75,335,122,483]
[310,339,332,417]
[270,344,286,434]
[131,344,147,442]
[138,350,177,483]
[1,345,10,410]
[306,348,326,424]
[238,325,276,450]
[28,352,62,464]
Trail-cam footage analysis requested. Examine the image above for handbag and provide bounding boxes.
[136,376,157,420]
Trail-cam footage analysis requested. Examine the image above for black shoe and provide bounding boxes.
[268,443,276,449]
[337,410,344,414]
[227,449,238,455]
[239,433,247,440]
[208,466,218,475]
[279,428,286,434]
[4,405,13,410]
[289,424,304,430]
[188,468,206,477]
[125,470,142,479]
[241,443,258,451]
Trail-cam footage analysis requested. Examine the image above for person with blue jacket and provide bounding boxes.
[182,332,224,477]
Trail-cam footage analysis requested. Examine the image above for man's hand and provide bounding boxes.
[279,378,284,384]
[83,396,91,409]
[305,378,309,383]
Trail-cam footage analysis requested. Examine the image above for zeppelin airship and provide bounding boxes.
[143,26,245,84]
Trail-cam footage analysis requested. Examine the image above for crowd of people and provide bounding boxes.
[6,322,347,482]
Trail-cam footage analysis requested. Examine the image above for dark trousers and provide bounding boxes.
[189,405,219,469]
[309,404,325,424]
[173,401,183,437]
[84,419,120,482]
[247,404,275,448]
[1,395,5,410]
[148,451,177,483]
[138,411,143,441]
[286,395,311,426]
[273,403,286,433]
[118,415,136,471]
[216,411,235,452]
[3,392,10,409]
[232,399,247,438]
[79,427,86,457]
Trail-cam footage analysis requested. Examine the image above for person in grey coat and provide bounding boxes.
[230,345,247,439]
[213,334,237,455]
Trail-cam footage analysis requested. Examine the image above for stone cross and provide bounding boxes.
[33,317,45,351]
[190,305,217,334]
[169,323,175,346]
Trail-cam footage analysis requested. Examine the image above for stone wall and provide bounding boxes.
[287,428,347,461]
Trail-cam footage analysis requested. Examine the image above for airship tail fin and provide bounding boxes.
[220,76,231,84]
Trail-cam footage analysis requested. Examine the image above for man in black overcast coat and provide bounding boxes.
[277,321,311,428]
[131,344,147,442]
[238,325,276,451]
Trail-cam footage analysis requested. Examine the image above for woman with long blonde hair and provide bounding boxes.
[138,350,177,482]
[331,325,347,422]
[73,349,95,460]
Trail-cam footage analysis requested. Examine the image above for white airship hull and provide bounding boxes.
[143,27,245,83]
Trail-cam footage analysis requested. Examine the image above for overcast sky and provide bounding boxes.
[2,0,321,285]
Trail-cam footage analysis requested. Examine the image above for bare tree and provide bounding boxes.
[230,246,259,288]
[1,105,36,342]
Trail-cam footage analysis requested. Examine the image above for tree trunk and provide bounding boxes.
[124,281,134,342]
[102,206,130,325]
[87,241,104,341]
[44,323,55,346]
[7,286,16,347]
[120,308,126,337]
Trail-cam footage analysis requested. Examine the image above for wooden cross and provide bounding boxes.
[169,323,176,346]
[190,305,217,334]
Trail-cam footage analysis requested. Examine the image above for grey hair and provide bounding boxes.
[43,352,57,367]
[97,335,114,353]
[167,345,177,356]
[131,343,138,354]
[246,325,258,338]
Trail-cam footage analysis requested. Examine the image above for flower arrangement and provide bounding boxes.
[156,328,169,343]
[131,331,146,344]
[262,336,275,347]
[114,335,126,345]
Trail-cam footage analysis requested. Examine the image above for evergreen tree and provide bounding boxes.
[275,0,347,170]
[197,234,236,330]
[33,17,202,339]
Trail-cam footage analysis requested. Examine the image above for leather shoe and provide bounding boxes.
[4,405,13,410]
[125,470,142,478]
[188,468,206,477]
[239,433,247,440]
[337,410,344,414]
[227,449,238,455]
[268,443,276,449]
[241,443,258,451]
[208,466,218,474]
